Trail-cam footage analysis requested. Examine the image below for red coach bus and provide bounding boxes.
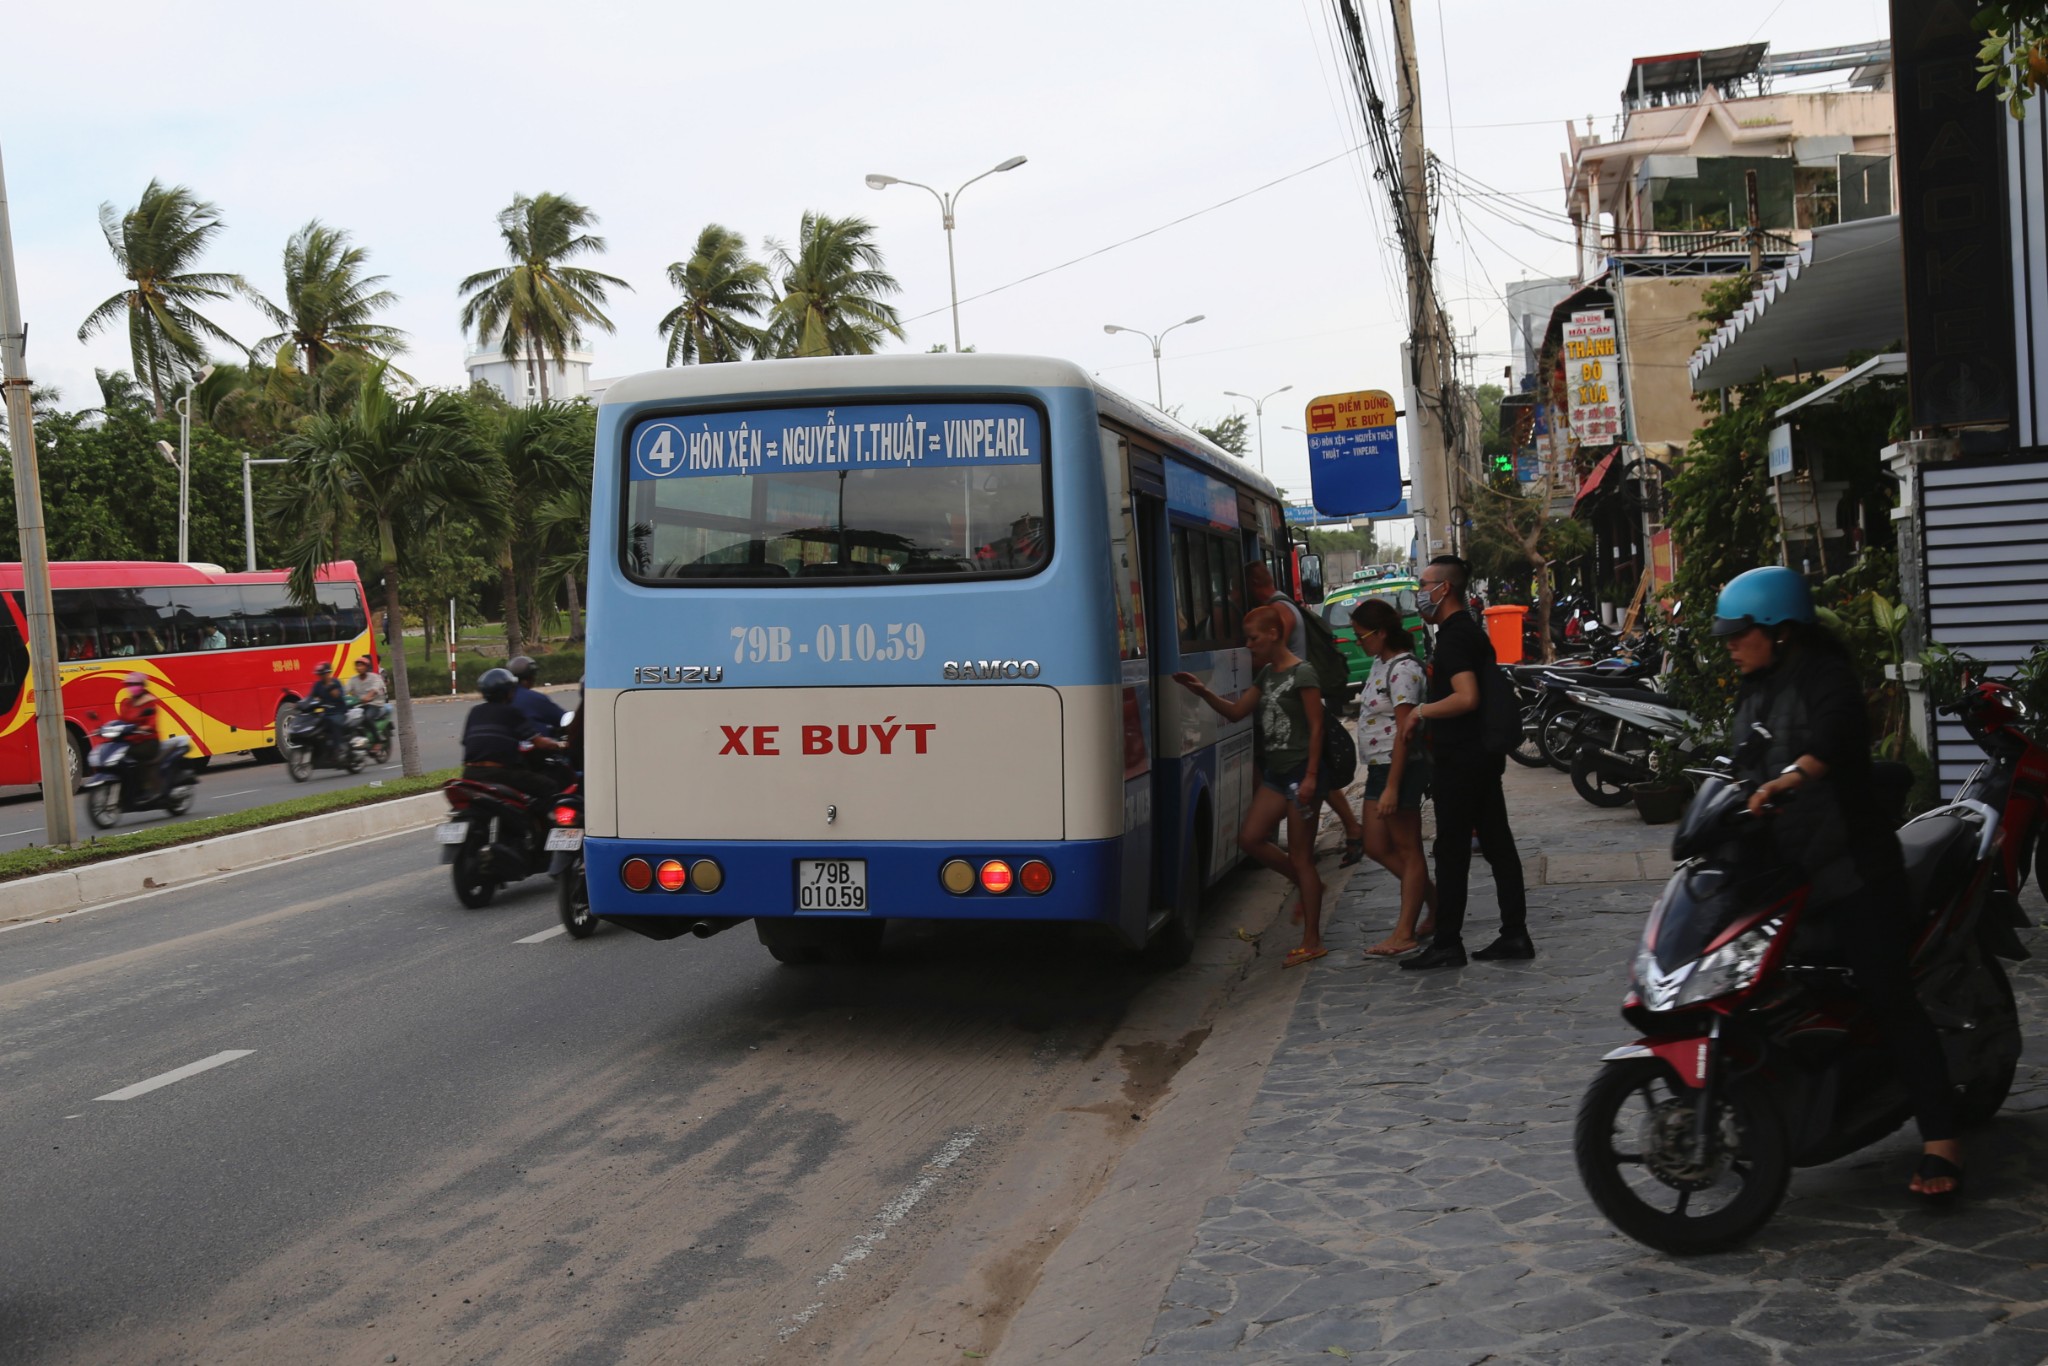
[0,562,377,788]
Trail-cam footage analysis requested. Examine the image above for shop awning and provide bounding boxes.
[1572,449,1622,514]
[1689,215,1904,392]
[1772,351,1908,418]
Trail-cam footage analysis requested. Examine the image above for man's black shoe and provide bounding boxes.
[1473,933,1536,961]
[1399,942,1468,971]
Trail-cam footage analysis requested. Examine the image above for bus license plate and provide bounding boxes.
[544,828,583,852]
[796,859,867,911]
[434,822,469,844]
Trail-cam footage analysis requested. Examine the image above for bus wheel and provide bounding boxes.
[1143,844,1204,969]
[268,701,295,765]
[62,731,89,796]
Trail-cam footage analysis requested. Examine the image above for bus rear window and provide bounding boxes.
[624,402,1048,583]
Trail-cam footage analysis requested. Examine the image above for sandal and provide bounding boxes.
[1912,1152,1965,1202]
[1339,837,1365,867]
[1365,937,1420,958]
[1283,946,1329,968]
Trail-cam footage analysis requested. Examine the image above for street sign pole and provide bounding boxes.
[0,143,80,845]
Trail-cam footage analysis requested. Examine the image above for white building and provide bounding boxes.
[463,337,597,406]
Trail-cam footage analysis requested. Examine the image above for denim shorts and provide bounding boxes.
[1364,760,1429,810]
[1259,761,1310,799]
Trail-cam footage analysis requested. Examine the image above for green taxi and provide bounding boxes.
[1321,576,1428,695]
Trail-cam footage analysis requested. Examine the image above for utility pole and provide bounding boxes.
[0,144,80,845]
[1745,168,1763,274]
[1390,0,1453,558]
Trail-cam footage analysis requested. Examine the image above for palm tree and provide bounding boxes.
[458,193,629,402]
[280,364,504,776]
[532,476,592,643]
[252,221,408,375]
[472,400,588,657]
[761,212,905,359]
[76,181,246,418]
[658,224,771,364]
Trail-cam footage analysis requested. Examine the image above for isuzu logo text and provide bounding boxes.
[634,665,725,685]
[941,659,1041,680]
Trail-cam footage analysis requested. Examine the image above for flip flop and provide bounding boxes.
[1283,946,1329,968]
[1339,838,1365,867]
[1912,1152,1965,1202]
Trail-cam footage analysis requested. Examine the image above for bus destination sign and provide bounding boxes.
[629,403,1043,480]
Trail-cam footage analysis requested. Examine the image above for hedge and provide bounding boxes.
[0,767,459,885]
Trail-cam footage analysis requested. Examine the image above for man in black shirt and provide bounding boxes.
[1397,555,1531,970]
[463,667,566,802]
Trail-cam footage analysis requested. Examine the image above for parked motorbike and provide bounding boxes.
[282,700,370,781]
[548,786,594,937]
[81,722,200,828]
[1565,685,1706,808]
[435,758,570,908]
[1518,645,1670,772]
[1573,726,2027,1254]
[1945,666,2048,904]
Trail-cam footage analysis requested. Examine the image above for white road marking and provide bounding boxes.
[218,789,261,798]
[95,1049,254,1101]
[515,925,567,944]
[0,822,437,937]
[777,1127,980,1341]
[2,827,43,838]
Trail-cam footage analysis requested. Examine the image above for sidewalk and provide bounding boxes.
[1142,760,2048,1365]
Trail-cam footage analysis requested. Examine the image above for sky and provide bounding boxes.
[8,0,1891,509]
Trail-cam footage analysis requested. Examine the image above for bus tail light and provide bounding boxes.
[655,859,688,892]
[1018,860,1054,895]
[979,860,1014,894]
[690,859,723,893]
[939,859,976,895]
[621,858,653,892]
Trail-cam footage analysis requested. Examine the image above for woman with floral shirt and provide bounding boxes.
[1349,597,1438,957]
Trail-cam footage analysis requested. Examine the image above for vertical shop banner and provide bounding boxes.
[1563,310,1625,446]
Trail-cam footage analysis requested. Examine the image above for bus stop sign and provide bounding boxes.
[1304,389,1400,516]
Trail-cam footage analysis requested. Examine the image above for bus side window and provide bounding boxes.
[1172,527,1213,654]
[53,589,99,661]
[1206,534,1243,646]
[323,586,366,643]
[241,584,310,645]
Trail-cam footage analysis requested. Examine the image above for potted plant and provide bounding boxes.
[1630,738,1693,825]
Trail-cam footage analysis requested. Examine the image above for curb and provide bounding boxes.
[3,792,448,924]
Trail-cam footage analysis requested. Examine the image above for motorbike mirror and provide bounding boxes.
[1733,722,1773,767]
[559,710,576,727]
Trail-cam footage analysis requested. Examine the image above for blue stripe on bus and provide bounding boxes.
[586,836,1123,923]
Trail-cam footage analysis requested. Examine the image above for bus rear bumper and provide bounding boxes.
[585,837,1122,925]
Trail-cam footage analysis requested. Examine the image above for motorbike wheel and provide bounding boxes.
[451,841,496,909]
[1540,708,1585,771]
[344,745,367,775]
[1508,703,1549,768]
[1572,748,1638,808]
[165,785,195,817]
[1574,1058,1791,1256]
[1956,956,2020,1128]
[85,783,121,830]
[558,860,596,938]
[283,737,313,782]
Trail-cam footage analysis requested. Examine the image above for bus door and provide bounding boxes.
[1135,494,1169,919]
[1106,423,1161,936]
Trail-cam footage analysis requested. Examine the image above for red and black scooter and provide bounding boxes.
[1573,714,2030,1254]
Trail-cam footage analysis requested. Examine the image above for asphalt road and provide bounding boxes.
[0,688,577,855]
[0,822,1282,1364]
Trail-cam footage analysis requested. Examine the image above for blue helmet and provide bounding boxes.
[1712,566,1815,637]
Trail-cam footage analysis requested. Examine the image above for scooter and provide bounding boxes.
[282,700,369,781]
[1572,725,2027,1254]
[1564,685,1705,808]
[434,752,572,908]
[1945,664,2048,906]
[547,786,594,938]
[81,722,201,828]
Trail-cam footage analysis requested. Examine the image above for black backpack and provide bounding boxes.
[1475,636,1521,757]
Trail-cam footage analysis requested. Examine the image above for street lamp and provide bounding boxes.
[169,364,214,562]
[1103,315,1204,408]
[865,155,1027,353]
[242,455,289,572]
[1222,384,1293,474]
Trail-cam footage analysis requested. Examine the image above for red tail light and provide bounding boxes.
[551,804,579,827]
[621,858,653,892]
[655,859,688,892]
[979,860,1014,894]
[443,784,471,811]
[1018,860,1054,895]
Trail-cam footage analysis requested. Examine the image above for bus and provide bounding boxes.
[0,562,376,788]
[580,354,1304,965]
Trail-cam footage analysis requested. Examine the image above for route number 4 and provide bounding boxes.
[645,428,677,469]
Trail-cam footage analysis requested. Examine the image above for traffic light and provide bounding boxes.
[1492,451,1514,476]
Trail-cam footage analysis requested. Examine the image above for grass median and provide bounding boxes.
[0,767,459,885]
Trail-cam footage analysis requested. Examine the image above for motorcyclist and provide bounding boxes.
[115,671,164,799]
[505,654,566,735]
[1715,566,1961,1199]
[344,657,389,739]
[306,662,351,759]
[462,666,565,802]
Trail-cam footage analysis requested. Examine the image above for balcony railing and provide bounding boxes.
[1598,228,1801,256]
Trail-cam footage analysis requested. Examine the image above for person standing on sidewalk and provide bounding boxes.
[1174,605,1330,967]
[1397,555,1532,970]
[1348,597,1438,956]
[1245,561,1368,865]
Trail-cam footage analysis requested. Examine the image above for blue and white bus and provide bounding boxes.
[581,354,1305,964]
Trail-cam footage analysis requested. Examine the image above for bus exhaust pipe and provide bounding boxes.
[689,917,744,940]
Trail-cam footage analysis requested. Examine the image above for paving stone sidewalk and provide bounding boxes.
[1145,761,2048,1365]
